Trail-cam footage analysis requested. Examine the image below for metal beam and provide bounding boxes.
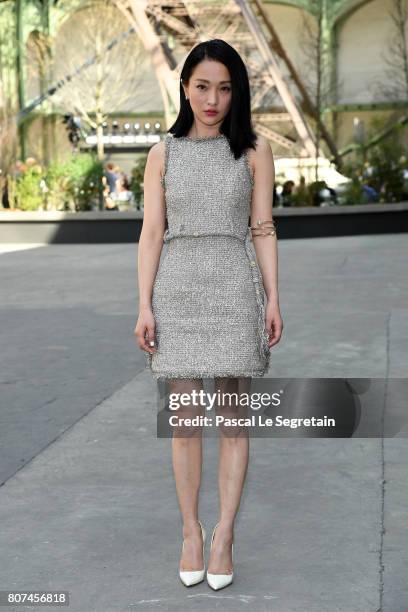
[235,0,316,157]
[112,0,335,161]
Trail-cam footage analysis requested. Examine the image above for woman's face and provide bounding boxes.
[183,59,232,128]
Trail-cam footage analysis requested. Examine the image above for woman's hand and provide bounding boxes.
[134,307,157,355]
[265,299,283,348]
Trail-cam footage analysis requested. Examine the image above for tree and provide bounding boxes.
[26,29,54,165]
[52,0,146,160]
[371,0,408,104]
[298,1,342,181]
[0,1,18,206]
[0,77,18,208]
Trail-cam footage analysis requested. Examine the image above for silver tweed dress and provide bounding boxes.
[147,133,271,379]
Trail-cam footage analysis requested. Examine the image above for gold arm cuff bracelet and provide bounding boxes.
[250,219,276,238]
[250,219,276,229]
[250,230,276,239]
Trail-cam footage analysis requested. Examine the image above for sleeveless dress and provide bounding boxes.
[146,133,271,379]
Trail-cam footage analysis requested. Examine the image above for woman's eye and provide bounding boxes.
[196,85,231,91]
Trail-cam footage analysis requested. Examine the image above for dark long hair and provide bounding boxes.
[168,39,257,159]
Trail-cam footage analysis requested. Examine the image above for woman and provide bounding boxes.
[135,39,283,590]
[109,174,136,211]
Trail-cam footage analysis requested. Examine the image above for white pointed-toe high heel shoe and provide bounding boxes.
[206,522,234,590]
[179,520,206,587]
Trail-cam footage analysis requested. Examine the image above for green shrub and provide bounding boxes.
[341,115,408,204]
[9,153,104,211]
[12,166,43,211]
[46,154,104,211]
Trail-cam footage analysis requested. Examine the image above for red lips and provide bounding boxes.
[204,110,218,115]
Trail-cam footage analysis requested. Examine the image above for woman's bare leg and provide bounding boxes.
[207,376,251,574]
[169,377,205,571]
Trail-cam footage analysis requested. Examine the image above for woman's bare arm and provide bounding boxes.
[137,140,166,311]
[249,136,278,302]
[248,135,283,346]
[134,141,166,354]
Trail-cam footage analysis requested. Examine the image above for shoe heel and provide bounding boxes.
[179,520,206,587]
[206,523,234,590]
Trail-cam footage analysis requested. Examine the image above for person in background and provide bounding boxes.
[293,175,308,206]
[1,176,9,208]
[12,160,26,179]
[104,162,119,195]
[103,162,120,210]
[105,173,136,211]
[362,181,379,203]
[281,180,295,207]
[272,184,279,207]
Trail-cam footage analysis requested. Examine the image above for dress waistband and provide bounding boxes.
[163,229,247,243]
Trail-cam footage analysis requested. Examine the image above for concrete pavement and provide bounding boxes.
[0,236,407,611]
